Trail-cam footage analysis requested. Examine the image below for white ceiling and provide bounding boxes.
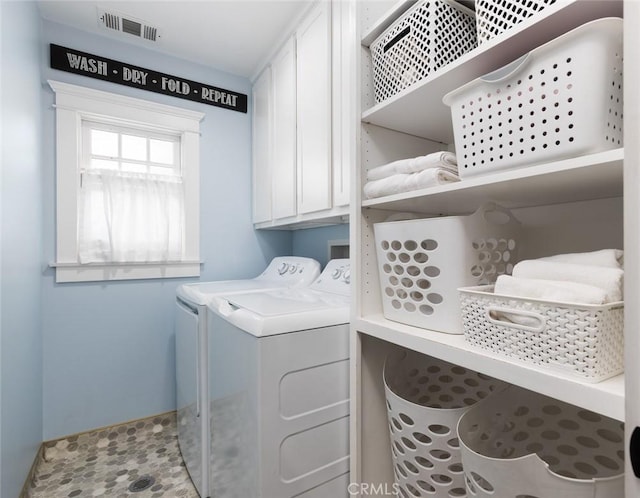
[37,0,313,78]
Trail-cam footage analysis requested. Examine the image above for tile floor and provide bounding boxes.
[25,412,199,498]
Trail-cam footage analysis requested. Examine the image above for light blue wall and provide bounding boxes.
[292,224,350,268]
[41,21,291,440]
[1,1,44,495]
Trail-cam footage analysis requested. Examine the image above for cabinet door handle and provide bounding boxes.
[630,427,640,477]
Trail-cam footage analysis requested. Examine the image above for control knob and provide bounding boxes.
[343,269,351,284]
[278,262,289,275]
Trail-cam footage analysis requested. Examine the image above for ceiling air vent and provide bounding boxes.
[97,9,160,42]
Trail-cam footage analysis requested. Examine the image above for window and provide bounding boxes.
[78,121,183,263]
[49,80,204,282]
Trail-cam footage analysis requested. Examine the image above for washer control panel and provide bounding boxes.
[260,257,321,286]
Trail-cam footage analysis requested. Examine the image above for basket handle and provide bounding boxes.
[480,54,531,83]
[475,202,520,227]
[487,306,546,333]
[383,26,410,53]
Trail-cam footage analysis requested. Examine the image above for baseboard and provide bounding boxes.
[41,410,176,445]
[19,443,44,498]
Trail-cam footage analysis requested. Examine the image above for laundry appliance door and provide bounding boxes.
[176,299,208,497]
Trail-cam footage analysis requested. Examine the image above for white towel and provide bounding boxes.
[366,151,458,181]
[511,260,624,302]
[363,169,460,199]
[538,249,623,269]
[494,275,609,305]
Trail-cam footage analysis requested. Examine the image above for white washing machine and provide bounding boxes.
[175,257,321,498]
[207,259,351,498]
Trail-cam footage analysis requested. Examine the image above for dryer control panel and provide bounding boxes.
[310,259,351,296]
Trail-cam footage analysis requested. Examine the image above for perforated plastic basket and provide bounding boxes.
[371,0,477,104]
[457,385,624,498]
[384,349,507,498]
[374,203,520,334]
[443,18,623,178]
[475,0,557,45]
[459,285,624,383]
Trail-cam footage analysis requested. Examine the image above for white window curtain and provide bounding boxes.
[78,169,185,263]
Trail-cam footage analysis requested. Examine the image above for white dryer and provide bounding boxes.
[175,257,321,498]
[207,259,351,498]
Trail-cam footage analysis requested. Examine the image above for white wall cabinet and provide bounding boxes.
[331,0,353,209]
[251,1,351,229]
[271,37,297,220]
[296,1,332,215]
[251,67,272,224]
[350,1,639,496]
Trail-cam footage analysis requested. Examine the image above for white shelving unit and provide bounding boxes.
[362,148,623,215]
[356,314,624,421]
[349,0,635,495]
[360,0,622,142]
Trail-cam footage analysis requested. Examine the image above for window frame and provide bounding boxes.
[49,80,204,283]
[81,119,182,176]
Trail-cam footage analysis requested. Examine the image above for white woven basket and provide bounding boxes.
[384,350,507,498]
[374,203,520,334]
[443,18,623,178]
[475,0,557,45]
[459,285,624,383]
[458,385,624,498]
[371,0,476,104]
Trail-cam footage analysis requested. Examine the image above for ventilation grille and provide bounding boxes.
[103,12,119,30]
[144,26,158,41]
[97,9,160,42]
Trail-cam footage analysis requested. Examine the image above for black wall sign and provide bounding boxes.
[50,44,248,113]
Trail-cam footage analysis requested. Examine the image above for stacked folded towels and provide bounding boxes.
[494,249,624,305]
[363,151,460,199]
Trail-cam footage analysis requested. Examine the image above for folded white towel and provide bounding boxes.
[489,310,542,329]
[538,249,623,269]
[367,151,458,181]
[511,260,623,302]
[494,275,609,305]
[363,169,460,199]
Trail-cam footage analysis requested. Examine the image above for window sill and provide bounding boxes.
[51,261,201,283]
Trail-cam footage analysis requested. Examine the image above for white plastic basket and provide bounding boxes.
[459,285,624,383]
[384,349,507,498]
[443,18,623,178]
[475,0,557,45]
[371,0,477,104]
[374,203,520,334]
[458,385,625,498]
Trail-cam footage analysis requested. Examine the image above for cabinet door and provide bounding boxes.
[296,2,332,214]
[252,67,272,224]
[271,37,298,220]
[332,0,352,208]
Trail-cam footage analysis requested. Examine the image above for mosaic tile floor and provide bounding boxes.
[25,412,199,498]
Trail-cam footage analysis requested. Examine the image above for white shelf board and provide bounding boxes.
[361,0,623,142]
[362,148,623,215]
[355,314,625,421]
